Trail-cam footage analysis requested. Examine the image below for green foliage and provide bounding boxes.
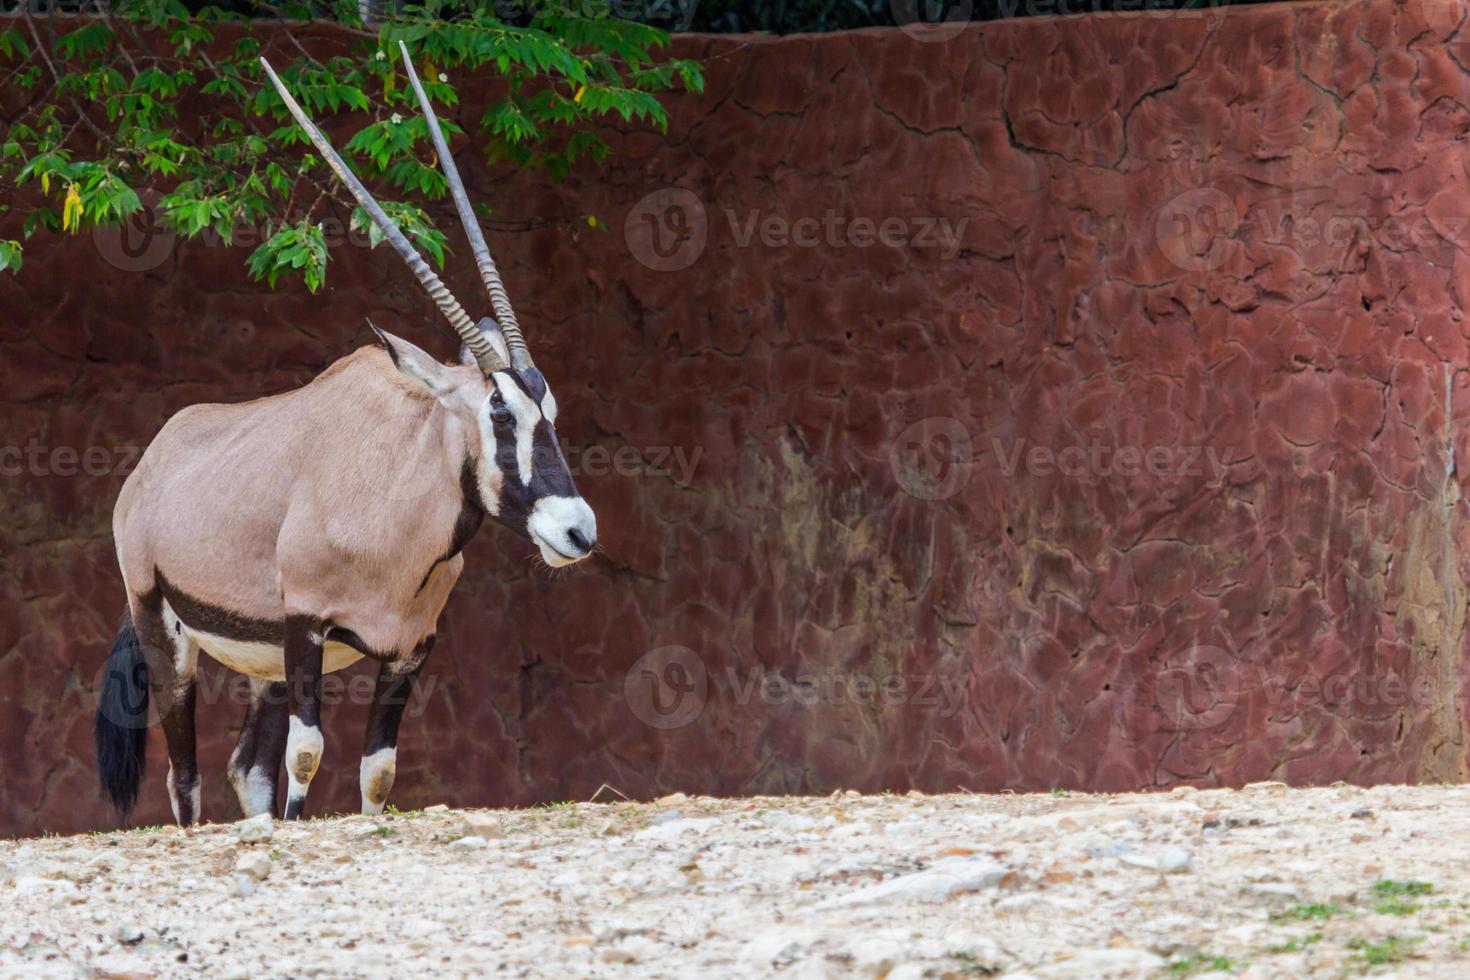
[0,239,21,273]
[0,0,703,288]
[246,221,328,291]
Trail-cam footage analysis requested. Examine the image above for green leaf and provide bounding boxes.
[0,241,21,275]
[247,221,330,292]
[0,28,30,62]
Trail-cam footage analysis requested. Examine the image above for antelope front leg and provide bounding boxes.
[359,646,429,815]
[283,616,325,820]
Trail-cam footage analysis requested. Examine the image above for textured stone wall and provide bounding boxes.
[4,0,1470,837]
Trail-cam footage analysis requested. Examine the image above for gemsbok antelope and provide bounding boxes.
[94,44,596,824]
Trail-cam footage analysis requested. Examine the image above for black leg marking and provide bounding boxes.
[359,646,429,815]
[283,616,325,821]
[161,681,199,825]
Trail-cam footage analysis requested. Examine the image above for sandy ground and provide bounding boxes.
[4,783,1470,978]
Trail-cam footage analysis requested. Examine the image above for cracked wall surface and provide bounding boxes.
[3,0,1470,836]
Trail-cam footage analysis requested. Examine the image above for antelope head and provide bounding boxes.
[262,45,597,567]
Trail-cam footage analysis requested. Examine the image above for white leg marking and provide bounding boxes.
[166,767,201,825]
[229,749,276,817]
[240,767,275,817]
[161,600,197,682]
[359,747,398,815]
[285,716,324,805]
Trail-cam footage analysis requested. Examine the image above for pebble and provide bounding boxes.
[816,857,1010,907]
[235,853,271,881]
[234,814,274,844]
[1244,781,1290,794]
[459,814,505,840]
[1036,948,1165,977]
[1117,845,1193,874]
[634,816,721,840]
[450,836,488,851]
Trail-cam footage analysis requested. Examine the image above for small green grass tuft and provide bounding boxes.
[1347,935,1421,969]
[1375,898,1421,917]
[1266,931,1323,954]
[1272,903,1340,923]
[369,825,397,837]
[947,950,992,975]
[385,805,425,819]
[1167,952,1237,975]
[1372,880,1433,899]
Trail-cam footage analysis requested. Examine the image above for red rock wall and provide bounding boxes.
[5,0,1470,836]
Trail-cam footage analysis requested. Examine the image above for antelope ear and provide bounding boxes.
[459,317,511,371]
[370,322,454,397]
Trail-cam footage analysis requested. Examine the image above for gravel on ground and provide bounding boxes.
[4,783,1470,978]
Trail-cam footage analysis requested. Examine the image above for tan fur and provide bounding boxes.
[115,346,492,666]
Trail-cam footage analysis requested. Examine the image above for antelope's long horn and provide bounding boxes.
[398,40,533,372]
[258,56,506,375]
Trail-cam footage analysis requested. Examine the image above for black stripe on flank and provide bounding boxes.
[156,570,284,645]
[156,571,422,667]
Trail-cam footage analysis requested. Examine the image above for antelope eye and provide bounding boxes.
[489,391,512,425]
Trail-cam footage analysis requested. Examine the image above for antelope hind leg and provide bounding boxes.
[144,600,201,826]
[228,679,288,818]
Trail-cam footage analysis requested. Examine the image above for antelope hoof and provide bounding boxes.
[360,747,397,815]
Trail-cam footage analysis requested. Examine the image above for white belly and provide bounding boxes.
[187,627,364,680]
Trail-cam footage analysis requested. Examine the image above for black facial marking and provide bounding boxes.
[479,367,582,542]
[516,367,548,402]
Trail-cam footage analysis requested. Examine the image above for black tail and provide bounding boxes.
[94,610,149,816]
